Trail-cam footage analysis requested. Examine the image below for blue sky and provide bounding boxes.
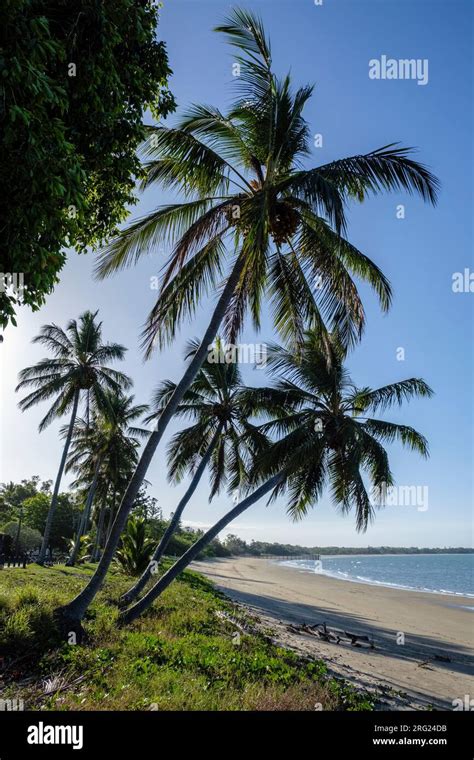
[1,0,472,547]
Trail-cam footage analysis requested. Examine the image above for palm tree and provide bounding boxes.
[16,311,131,564]
[119,330,433,624]
[94,440,149,557]
[90,483,110,563]
[119,338,269,606]
[91,436,151,563]
[65,391,148,565]
[60,8,438,624]
[65,436,102,567]
[114,517,156,576]
[65,534,93,565]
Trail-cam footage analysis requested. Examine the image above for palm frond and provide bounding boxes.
[351,379,434,414]
[297,207,393,312]
[141,126,240,195]
[363,419,430,457]
[317,144,439,205]
[177,104,254,172]
[94,200,214,279]
[142,237,227,355]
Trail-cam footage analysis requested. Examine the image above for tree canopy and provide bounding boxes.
[0,0,175,328]
[0,476,51,524]
[22,491,81,550]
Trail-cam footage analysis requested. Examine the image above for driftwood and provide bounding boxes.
[286,621,375,649]
[42,673,88,696]
[417,660,434,670]
[215,609,261,637]
[417,653,451,668]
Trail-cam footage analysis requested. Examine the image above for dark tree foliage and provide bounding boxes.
[0,532,14,556]
[22,491,82,550]
[0,0,175,328]
[225,540,473,556]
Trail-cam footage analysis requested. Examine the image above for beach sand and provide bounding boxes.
[193,556,473,710]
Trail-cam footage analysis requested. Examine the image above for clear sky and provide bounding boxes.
[1,0,472,547]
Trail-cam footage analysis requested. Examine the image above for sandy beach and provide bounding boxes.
[194,557,473,710]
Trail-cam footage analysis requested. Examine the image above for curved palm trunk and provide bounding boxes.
[120,473,283,625]
[60,256,245,623]
[120,424,223,607]
[66,457,102,566]
[38,389,80,565]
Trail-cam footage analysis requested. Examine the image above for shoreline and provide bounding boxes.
[275,558,474,600]
[193,556,474,710]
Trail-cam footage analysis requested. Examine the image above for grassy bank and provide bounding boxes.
[0,564,373,711]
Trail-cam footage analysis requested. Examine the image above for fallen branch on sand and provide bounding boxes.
[215,609,254,633]
[286,622,375,649]
[215,609,269,639]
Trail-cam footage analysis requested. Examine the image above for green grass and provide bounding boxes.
[0,563,374,711]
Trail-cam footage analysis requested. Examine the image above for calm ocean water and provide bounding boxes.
[280,553,474,600]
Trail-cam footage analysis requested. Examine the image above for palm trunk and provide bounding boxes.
[14,511,23,555]
[120,473,284,625]
[91,500,107,562]
[120,424,223,607]
[66,457,101,566]
[38,389,80,565]
[59,256,245,623]
[105,488,116,543]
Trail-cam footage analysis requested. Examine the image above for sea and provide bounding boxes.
[279,553,474,602]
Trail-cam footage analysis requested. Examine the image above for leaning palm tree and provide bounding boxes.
[60,8,438,624]
[64,391,148,565]
[16,311,131,564]
[119,329,433,624]
[119,338,269,606]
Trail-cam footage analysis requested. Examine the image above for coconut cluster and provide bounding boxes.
[223,197,299,246]
[269,202,299,245]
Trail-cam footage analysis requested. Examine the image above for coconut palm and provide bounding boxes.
[87,456,139,563]
[65,535,93,565]
[120,330,433,624]
[90,484,109,563]
[61,8,438,624]
[16,311,131,564]
[115,517,156,576]
[102,452,146,545]
[90,448,149,562]
[65,430,103,566]
[119,338,269,606]
[64,391,148,565]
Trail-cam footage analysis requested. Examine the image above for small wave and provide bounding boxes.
[278,559,474,598]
